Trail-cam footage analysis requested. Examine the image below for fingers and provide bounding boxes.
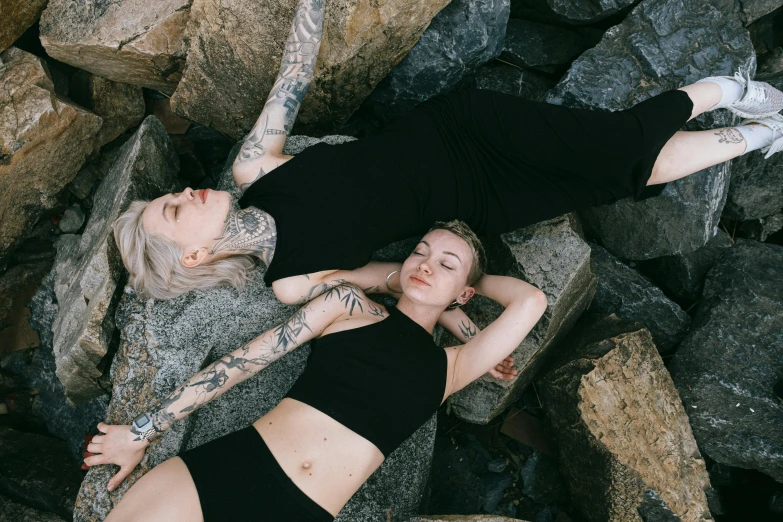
[84,453,110,467]
[488,368,503,380]
[87,442,102,453]
[108,466,132,492]
[97,422,110,434]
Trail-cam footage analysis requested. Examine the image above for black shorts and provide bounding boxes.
[179,426,334,522]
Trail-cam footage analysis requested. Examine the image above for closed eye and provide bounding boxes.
[174,205,179,220]
[441,264,453,270]
[413,251,423,256]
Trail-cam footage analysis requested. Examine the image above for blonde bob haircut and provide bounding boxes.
[113,200,256,300]
[427,219,486,286]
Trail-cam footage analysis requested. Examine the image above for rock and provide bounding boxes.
[0,261,51,355]
[0,46,102,265]
[518,450,567,506]
[170,0,451,139]
[360,0,510,125]
[758,47,783,75]
[588,244,691,353]
[509,0,637,25]
[537,324,713,521]
[47,116,179,404]
[59,205,85,233]
[467,62,553,101]
[68,71,146,148]
[739,0,783,25]
[0,494,68,522]
[0,427,83,519]
[488,458,509,473]
[546,0,755,260]
[669,240,783,483]
[442,213,597,424]
[39,0,190,93]
[501,19,594,75]
[481,472,513,512]
[427,433,495,515]
[735,211,783,241]
[0,0,47,52]
[74,142,436,522]
[637,229,733,302]
[408,515,525,522]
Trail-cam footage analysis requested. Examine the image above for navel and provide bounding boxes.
[302,461,312,470]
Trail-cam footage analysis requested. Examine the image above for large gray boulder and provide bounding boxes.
[0,46,102,267]
[546,0,755,261]
[441,213,597,424]
[49,116,179,404]
[735,211,783,241]
[170,0,450,139]
[0,494,68,522]
[39,0,191,93]
[669,240,783,483]
[588,244,690,353]
[75,139,437,522]
[538,319,713,521]
[638,229,733,302]
[467,62,553,102]
[509,0,637,25]
[361,0,510,124]
[0,427,84,520]
[501,19,599,75]
[0,0,47,52]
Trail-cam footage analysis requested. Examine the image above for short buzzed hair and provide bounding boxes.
[428,220,486,286]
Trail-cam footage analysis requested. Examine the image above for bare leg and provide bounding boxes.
[104,457,203,522]
[648,82,747,185]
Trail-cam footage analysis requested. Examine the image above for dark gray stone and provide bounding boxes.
[546,0,755,261]
[362,0,510,124]
[735,211,783,241]
[442,214,597,424]
[0,427,83,520]
[0,494,68,522]
[518,450,568,505]
[637,489,681,522]
[501,19,595,75]
[59,205,85,233]
[740,0,783,25]
[638,229,733,302]
[669,240,783,483]
[510,0,637,25]
[49,116,179,403]
[488,458,509,473]
[468,61,554,101]
[481,472,513,513]
[588,244,691,353]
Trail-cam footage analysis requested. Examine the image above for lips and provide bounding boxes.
[410,275,431,286]
[200,188,209,203]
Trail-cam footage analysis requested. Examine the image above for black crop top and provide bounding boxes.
[285,306,447,457]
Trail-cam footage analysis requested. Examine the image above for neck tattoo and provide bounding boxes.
[212,207,277,266]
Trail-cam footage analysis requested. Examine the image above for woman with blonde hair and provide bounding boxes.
[115,0,783,306]
[88,220,548,521]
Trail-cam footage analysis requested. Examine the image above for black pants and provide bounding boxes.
[179,426,334,522]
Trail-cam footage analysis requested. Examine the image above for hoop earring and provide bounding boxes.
[385,270,401,293]
[446,300,461,311]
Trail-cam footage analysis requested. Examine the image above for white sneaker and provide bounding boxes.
[742,114,783,159]
[699,67,783,119]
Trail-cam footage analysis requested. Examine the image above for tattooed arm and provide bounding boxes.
[232,0,325,191]
[84,292,343,491]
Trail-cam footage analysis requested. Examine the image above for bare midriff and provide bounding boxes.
[253,397,385,517]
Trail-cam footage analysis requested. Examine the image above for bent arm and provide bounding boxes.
[446,275,548,395]
[232,0,325,191]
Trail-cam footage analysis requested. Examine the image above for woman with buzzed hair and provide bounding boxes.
[115,0,783,307]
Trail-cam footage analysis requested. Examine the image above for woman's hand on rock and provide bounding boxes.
[487,356,517,381]
[84,422,150,491]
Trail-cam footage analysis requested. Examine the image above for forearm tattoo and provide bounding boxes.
[233,0,324,171]
[143,306,315,434]
[458,320,477,340]
[212,207,277,266]
[715,128,745,144]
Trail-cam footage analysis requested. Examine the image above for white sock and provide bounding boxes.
[736,124,776,154]
[699,77,745,110]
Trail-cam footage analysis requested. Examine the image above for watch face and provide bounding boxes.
[135,413,150,426]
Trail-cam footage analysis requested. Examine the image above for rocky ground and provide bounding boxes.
[1,0,783,521]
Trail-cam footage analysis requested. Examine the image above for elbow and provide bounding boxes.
[529,288,548,316]
[272,281,304,305]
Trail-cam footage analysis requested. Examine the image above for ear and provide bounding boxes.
[181,248,211,268]
[457,286,475,305]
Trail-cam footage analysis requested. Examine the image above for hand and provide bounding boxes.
[84,422,150,491]
[487,356,517,381]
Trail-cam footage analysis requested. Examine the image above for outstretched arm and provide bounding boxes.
[232,0,325,191]
[85,296,340,490]
[445,275,548,396]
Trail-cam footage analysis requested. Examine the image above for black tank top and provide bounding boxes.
[285,306,447,457]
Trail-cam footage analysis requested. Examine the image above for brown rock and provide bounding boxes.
[50,116,178,403]
[537,323,713,522]
[39,0,191,93]
[0,47,102,265]
[170,0,450,139]
[69,71,146,148]
[0,0,47,52]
